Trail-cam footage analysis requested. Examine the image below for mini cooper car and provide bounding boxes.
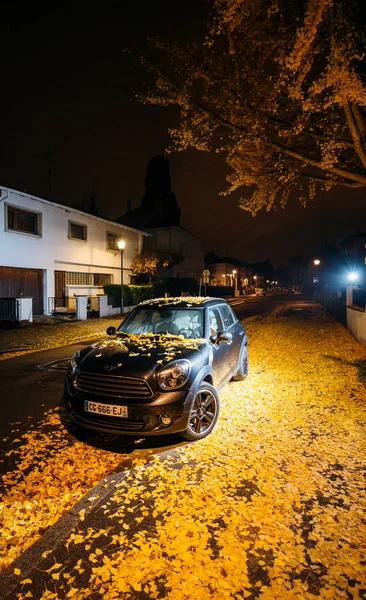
[64,297,248,441]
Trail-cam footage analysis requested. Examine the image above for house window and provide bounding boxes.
[65,272,93,285]
[6,205,41,236]
[107,232,118,251]
[94,273,112,286]
[69,221,87,241]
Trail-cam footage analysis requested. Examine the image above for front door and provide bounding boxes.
[54,271,66,308]
[208,306,232,387]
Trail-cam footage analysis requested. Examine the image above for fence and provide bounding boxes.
[48,296,76,315]
[87,296,100,318]
[0,298,18,322]
[318,286,347,326]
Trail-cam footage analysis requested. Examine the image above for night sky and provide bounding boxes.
[1,0,365,267]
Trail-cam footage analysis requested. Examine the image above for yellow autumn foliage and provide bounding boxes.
[1,305,365,599]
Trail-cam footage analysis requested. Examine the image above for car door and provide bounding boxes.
[208,305,232,387]
[218,303,245,374]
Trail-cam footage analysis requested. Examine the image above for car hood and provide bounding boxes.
[77,334,208,380]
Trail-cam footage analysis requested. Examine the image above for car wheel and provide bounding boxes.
[232,347,248,381]
[180,383,220,441]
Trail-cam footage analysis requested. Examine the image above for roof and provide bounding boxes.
[0,186,150,237]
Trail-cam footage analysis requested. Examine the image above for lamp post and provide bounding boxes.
[232,269,237,292]
[117,239,126,315]
[313,259,320,283]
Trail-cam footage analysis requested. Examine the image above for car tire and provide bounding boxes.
[180,382,220,441]
[232,347,248,381]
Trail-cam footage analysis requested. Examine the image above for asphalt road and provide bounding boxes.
[0,293,298,439]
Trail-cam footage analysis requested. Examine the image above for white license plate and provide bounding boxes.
[84,400,128,418]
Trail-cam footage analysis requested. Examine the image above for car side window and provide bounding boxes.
[219,304,235,329]
[208,307,224,337]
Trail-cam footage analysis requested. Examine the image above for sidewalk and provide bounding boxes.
[0,297,240,360]
[0,304,365,599]
[0,316,123,360]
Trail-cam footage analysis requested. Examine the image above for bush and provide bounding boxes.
[205,285,234,298]
[103,284,154,307]
[152,278,199,298]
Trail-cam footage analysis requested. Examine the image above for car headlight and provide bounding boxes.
[157,360,191,390]
[68,351,81,375]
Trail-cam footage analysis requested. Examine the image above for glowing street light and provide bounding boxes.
[232,269,237,291]
[313,259,320,266]
[348,271,359,283]
[117,239,126,315]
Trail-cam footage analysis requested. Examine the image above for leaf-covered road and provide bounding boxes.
[1,305,365,599]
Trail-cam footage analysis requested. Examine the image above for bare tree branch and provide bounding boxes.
[344,102,366,170]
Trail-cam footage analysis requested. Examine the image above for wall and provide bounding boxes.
[0,187,146,313]
[346,286,366,345]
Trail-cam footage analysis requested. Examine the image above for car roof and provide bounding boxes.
[138,296,228,309]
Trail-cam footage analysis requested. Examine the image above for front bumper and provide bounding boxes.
[64,376,192,436]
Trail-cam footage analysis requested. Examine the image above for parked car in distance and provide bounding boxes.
[255,287,267,296]
[64,297,248,441]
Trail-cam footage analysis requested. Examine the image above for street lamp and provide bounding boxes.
[348,271,359,283]
[117,239,126,315]
[232,270,237,292]
[313,259,320,284]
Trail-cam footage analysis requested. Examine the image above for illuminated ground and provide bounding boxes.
[0,304,365,599]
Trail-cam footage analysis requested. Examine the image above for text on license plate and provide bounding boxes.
[84,400,128,418]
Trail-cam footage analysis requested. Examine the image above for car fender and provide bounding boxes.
[235,336,248,371]
[183,364,215,412]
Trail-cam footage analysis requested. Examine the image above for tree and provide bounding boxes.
[135,0,366,215]
[131,245,184,281]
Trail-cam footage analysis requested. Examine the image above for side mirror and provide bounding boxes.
[217,331,233,344]
[106,326,116,336]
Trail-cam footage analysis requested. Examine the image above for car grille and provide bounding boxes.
[82,414,145,431]
[74,372,153,400]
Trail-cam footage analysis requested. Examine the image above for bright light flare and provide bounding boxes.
[348,271,358,282]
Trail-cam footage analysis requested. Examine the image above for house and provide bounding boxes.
[205,253,253,291]
[0,186,148,315]
[142,225,210,280]
[117,156,209,282]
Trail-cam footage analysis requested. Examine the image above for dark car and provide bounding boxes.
[64,297,248,441]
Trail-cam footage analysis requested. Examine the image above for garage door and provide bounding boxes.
[0,267,44,315]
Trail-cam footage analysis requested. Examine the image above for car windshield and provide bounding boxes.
[118,308,204,339]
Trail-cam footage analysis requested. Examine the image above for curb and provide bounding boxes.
[0,332,109,361]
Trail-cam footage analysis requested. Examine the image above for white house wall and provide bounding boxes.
[0,187,146,314]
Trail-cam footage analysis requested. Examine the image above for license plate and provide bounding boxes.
[84,400,128,418]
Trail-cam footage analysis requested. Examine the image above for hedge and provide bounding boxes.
[103,284,154,307]
[153,278,199,297]
[103,280,234,309]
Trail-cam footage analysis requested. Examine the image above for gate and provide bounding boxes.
[0,298,18,322]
